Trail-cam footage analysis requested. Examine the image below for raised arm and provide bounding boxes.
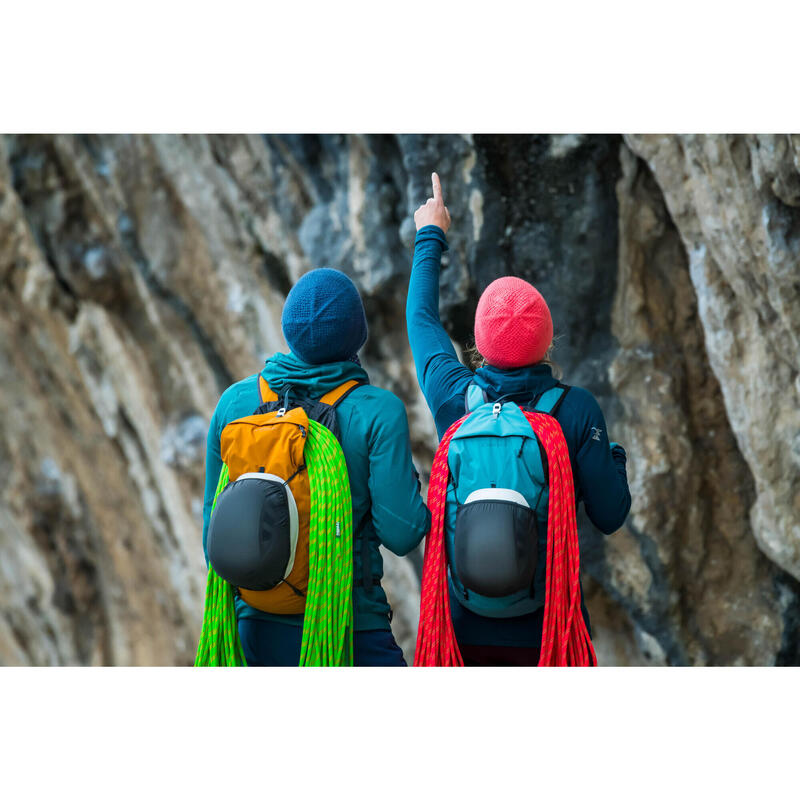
[407,173,473,437]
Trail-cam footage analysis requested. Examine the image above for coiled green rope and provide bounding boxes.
[194,463,246,666]
[299,420,354,667]
[194,420,354,667]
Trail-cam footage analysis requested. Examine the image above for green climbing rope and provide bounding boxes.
[194,419,354,667]
[299,420,354,666]
[195,463,247,666]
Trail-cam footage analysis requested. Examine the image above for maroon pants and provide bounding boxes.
[459,643,541,667]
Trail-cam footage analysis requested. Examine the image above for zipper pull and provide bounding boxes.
[492,402,502,419]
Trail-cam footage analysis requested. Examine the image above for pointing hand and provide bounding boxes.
[414,172,452,233]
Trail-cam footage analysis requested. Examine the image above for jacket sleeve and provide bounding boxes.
[202,400,224,566]
[572,392,632,535]
[406,225,474,437]
[366,393,432,556]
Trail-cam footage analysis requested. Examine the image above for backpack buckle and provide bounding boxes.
[492,402,502,419]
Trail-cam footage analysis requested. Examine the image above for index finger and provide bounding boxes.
[431,172,443,203]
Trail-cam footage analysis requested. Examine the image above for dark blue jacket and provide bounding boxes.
[203,352,431,632]
[407,225,631,647]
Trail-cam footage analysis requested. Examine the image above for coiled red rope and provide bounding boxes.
[414,410,597,667]
[414,415,467,667]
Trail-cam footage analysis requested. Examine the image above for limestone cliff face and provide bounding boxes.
[0,134,796,665]
[601,146,795,665]
[624,136,800,584]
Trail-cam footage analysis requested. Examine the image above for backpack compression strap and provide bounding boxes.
[414,410,596,667]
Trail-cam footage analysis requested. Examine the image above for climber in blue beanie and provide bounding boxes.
[203,268,430,666]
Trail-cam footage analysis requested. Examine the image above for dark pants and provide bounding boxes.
[238,618,407,667]
[459,643,541,666]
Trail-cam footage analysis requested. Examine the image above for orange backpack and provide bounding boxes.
[208,376,363,614]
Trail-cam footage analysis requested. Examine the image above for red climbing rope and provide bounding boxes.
[414,415,467,667]
[525,412,596,666]
[414,410,596,667]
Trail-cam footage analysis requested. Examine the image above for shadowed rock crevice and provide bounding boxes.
[775,572,800,666]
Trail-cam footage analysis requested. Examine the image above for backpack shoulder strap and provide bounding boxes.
[319,379,363,409]
[533,383,571,418]
[258,375,278,403]
[465,382,488,413]
[259,376,363,408]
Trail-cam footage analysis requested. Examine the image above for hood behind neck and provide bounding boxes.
[473,362,557,400]
[261,351,369,397]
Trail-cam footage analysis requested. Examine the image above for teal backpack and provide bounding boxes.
[444,382,571,618]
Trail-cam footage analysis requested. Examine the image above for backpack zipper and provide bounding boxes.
[222,419,308,437]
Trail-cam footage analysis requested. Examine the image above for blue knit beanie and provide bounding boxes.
[281,268,368,364]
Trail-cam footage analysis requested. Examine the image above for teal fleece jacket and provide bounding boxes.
[203,352,431,632]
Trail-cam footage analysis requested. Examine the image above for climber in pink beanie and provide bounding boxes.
[473,277,554,369]
[405,172,631,667]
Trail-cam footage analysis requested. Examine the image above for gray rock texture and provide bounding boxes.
[0,133,797,665]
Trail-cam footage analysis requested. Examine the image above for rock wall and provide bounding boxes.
[600,146,793,664]
[0,133,797,665]
[625,135,800,583]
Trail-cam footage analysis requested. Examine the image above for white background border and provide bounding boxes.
[1,2,798,796]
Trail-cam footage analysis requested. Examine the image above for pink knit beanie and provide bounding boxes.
[474,277,553,369]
